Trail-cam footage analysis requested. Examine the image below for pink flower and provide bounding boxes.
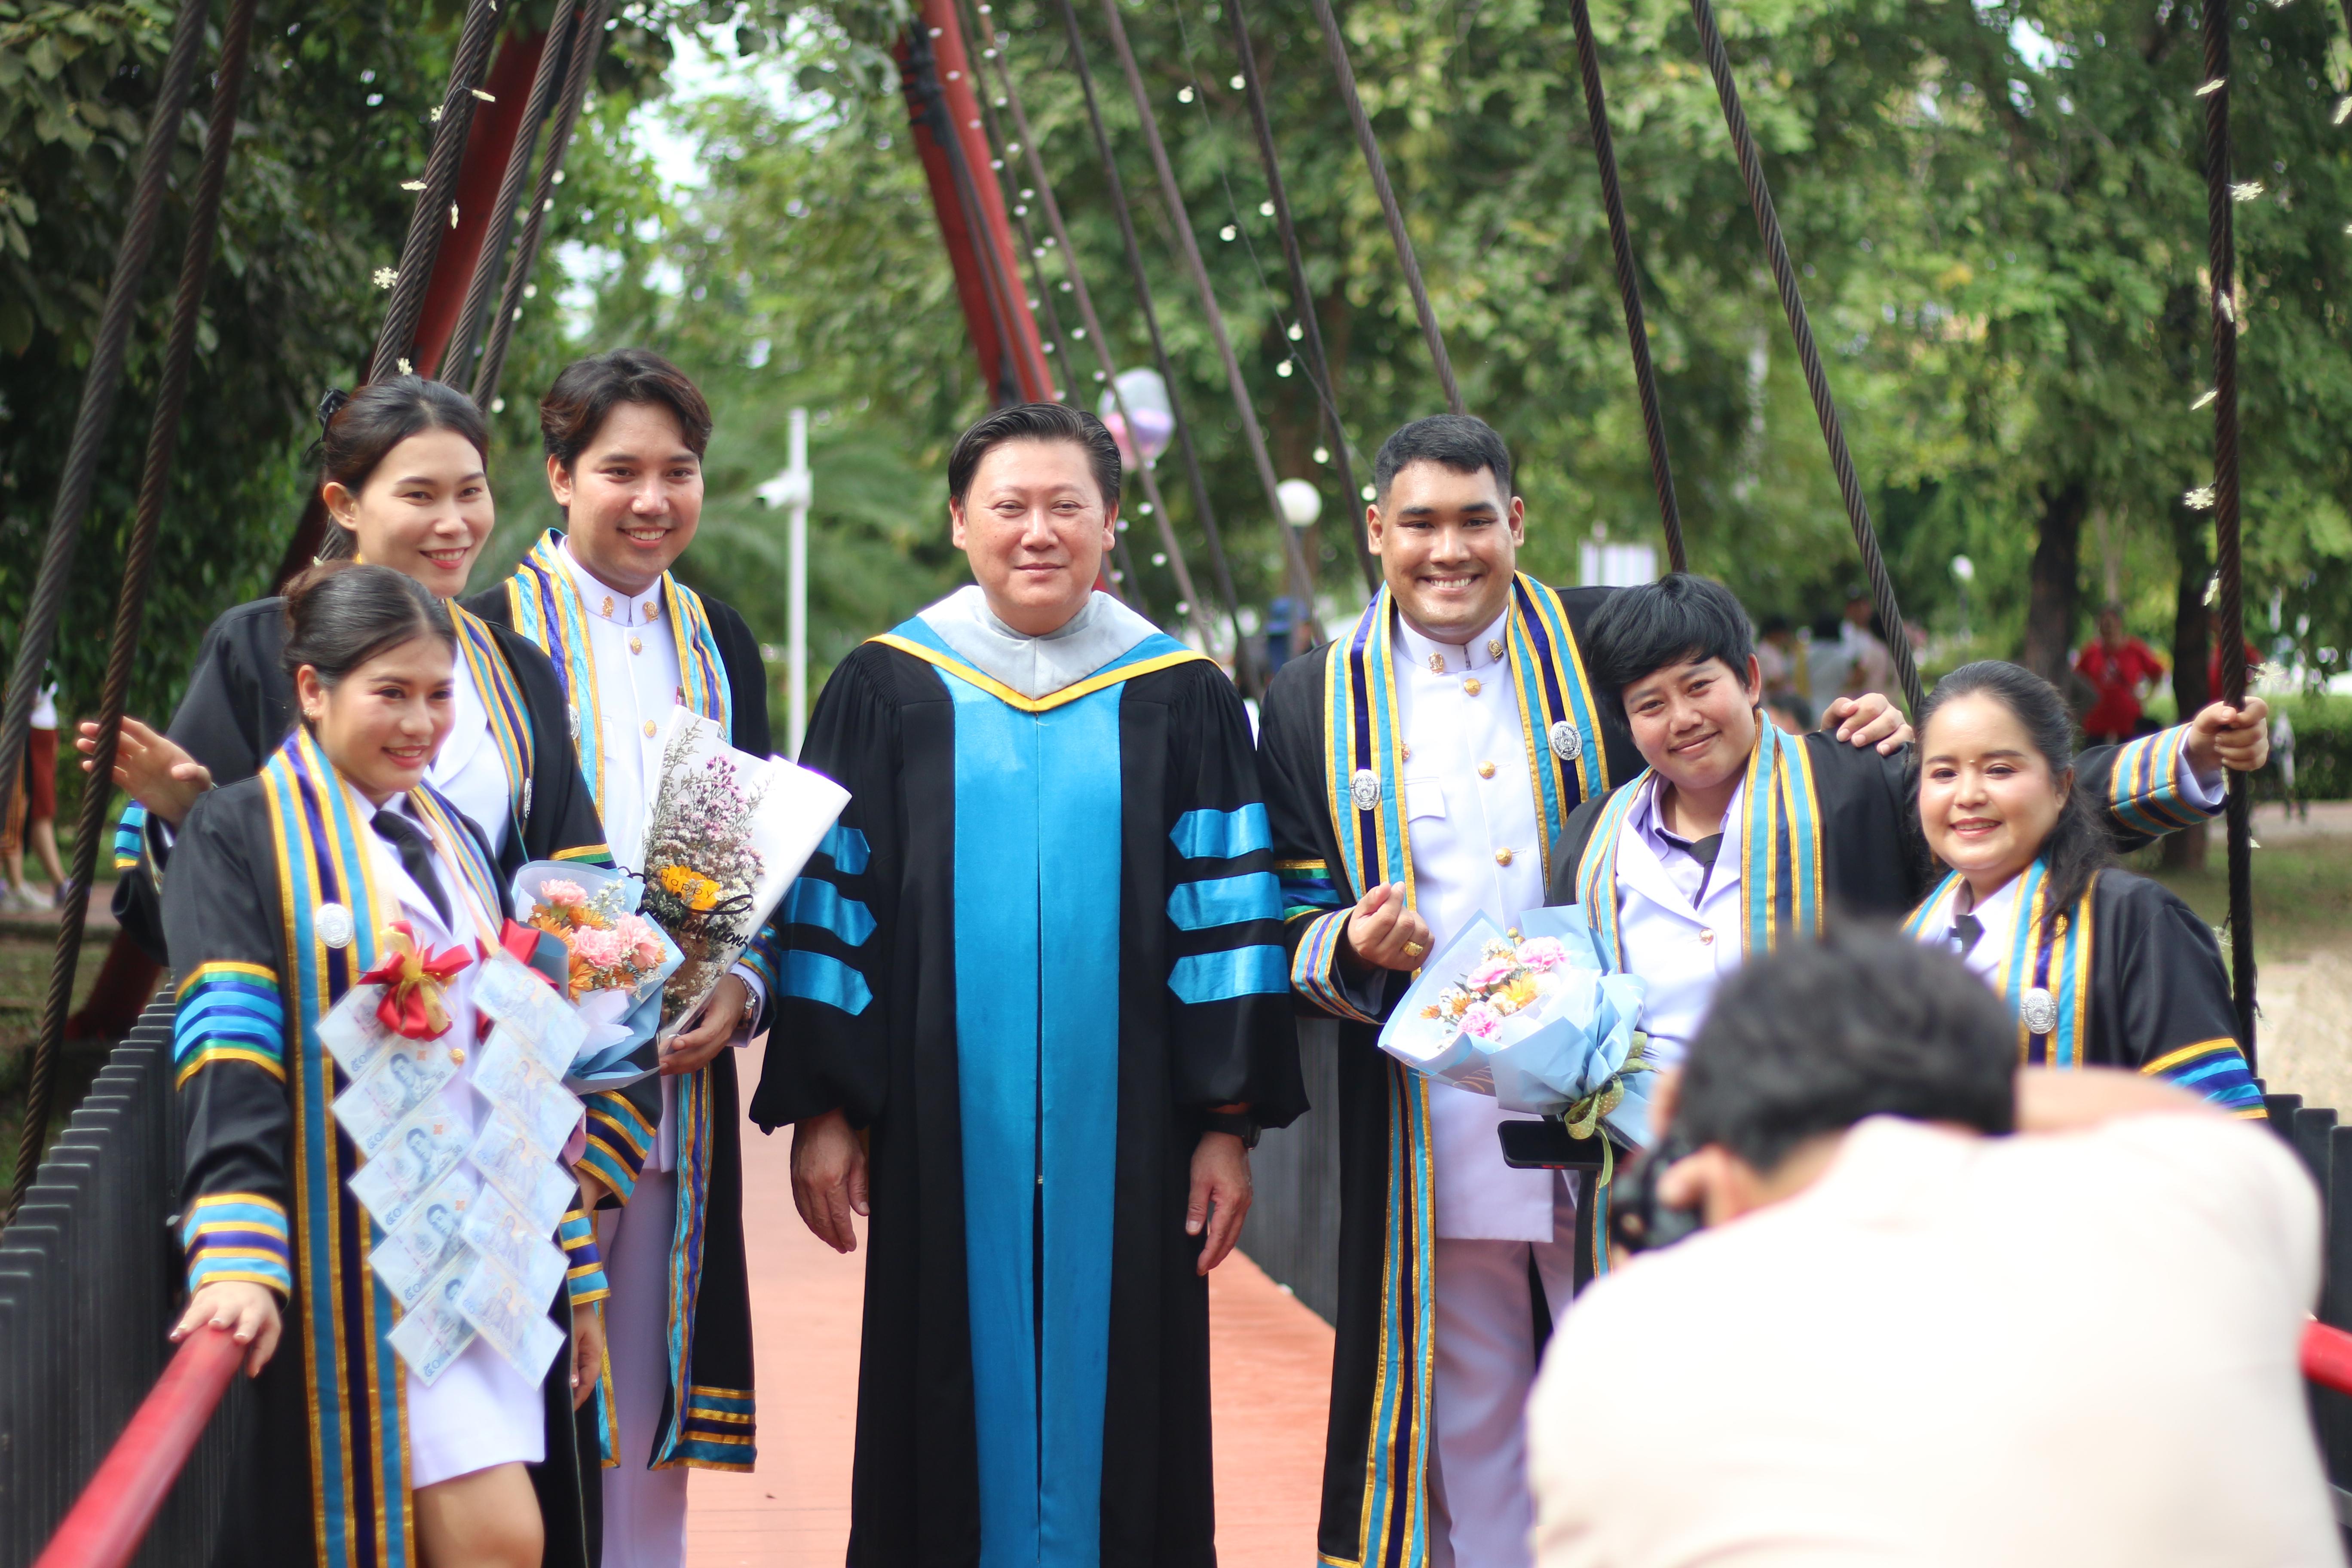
[1465,956,1518,992]
[1517,937,1570,972]
[616,913,665,970]
[1462,1001,1504,1042]
[539,878,587,908]
[570,926,630,971]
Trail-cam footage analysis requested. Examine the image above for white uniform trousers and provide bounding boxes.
[1427,1185,1580,1568]
[599,1167,691,1568]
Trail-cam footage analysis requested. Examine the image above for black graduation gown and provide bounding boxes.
[114,596,610,962]
[749,634,1308,1568]
[165,749,590,1568]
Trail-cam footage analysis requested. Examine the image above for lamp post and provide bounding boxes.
[757,408,813,756]
[1951,553,1975,647]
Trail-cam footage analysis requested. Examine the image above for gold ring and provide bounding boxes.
[1403,940,1427,959]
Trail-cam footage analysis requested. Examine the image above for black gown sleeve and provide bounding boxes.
[163,784,296,1302]
[2078,726,2227,852]
[2099,873,2264,1115]
[1255,652,1396,1026]
[748,647,899,1132]
[1161,665,1307,1128]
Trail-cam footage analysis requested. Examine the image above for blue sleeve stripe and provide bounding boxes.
[113,803,148,871]
[1169,944,1289,1004]
[1169,805,1272,861]
[1167,871,1282,932]
[1292,908,1383,1025]
[2142,1040,2262,1110]
[183,1194,293,1297]
[819,824,871,875]
[781,877,878,946]
[783,950,874,1017]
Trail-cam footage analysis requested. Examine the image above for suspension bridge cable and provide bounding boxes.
[0,0,210,1096]
[1048,0,1261,686]
[370,0,505,382]
[472,0,611,410]
[10,0,256,1213]
[904,21,1034,406]
[1222,0,1379,591]
[1684,0,1921,711]
[1565,0,1686,574]
[958,10,1147,609]
[2198,0,2257,1060]
[1302,0,1462,415]
[442,0,579,388]
[1092,0,1322,637]
[981,17,1219,646]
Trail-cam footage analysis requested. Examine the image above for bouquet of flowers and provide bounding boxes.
[1378,907,1654,1149]
[509,861,683,1090]
[635,708,849,1039]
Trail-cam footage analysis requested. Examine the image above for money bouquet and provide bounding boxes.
[512,861,683,1090]
[325,947,591,1387]
[634,708,848,1038]
[1378,908,1655,1150]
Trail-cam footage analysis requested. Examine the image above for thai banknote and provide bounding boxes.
[458,1179,569,1307]
[317,984,395,1080]
[474,953,586,1072]
[332,1039,459,1159]
[368,1166,482,1308]
[472,1035,583,1159]
[458,1252,565,1383]
[388,1255,478,1385]
[346,1095,470,1231]
[468,1104,576,1233]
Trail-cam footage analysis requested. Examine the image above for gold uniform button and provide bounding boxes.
[1494,847,1514,867]
[643,720,658,738]
[1477,761,1496,779]
[1400,743,1412,761]
[1700,929,1716,945]
[1463,677,1482,696]
[448,1047,466,1065]
[629,635,643,655]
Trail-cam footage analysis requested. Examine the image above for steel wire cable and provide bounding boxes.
[1565,0,1685,573]
[1091,0,1321,640]
[2198,0,2256,1058]
[472,0,612,410]
[1684,0,1921,711]
[1303,0,1462,415]
[9,0,257,1214]
[0,0,211,1093]
[905,18,1035,405]
[1049,0,1262,687]
[981,14,1219,646]
[369,0,505,382]
[443,0,579,390]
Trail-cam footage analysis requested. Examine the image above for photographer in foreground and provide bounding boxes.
[1528,929,2338,1568]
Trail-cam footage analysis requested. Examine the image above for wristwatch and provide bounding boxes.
[1201,1109,1260,1148]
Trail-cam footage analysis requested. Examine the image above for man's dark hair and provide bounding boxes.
[945,401,1122,510]
[1372,414,1513,504]
[1582,573,1756,723]
[541,348,714,469]
[1677,927,2016,1176]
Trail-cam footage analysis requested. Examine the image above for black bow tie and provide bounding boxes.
[1950,912,1984,958]
[374,809,450,928]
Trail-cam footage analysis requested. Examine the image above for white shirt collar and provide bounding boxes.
[560,534,663,627]
[915,585,1161,700]
[1393,605,1512,677]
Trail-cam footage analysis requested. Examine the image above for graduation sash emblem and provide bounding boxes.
[503,529,734,812]
[1905,860,2094,1066]
[1314,575,1606,1568]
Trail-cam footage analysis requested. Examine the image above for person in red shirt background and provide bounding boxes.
[2076,603,2168,745]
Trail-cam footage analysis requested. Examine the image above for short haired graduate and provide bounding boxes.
[753,403,1305,1568]
[1545,574,2264,1068]
[1252,417,1911,1568]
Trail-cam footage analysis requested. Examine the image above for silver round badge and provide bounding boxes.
[1349,769,1382,812]
[2019,986,2058,1036]
[1548,720,1583,762]
[315,902,355,950]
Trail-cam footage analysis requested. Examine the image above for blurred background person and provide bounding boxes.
[2074,603,2167,747]
[2,677,63,910]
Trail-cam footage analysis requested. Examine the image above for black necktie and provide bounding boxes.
[1950,912,1984,958]
[374,809,451,929]
[1685,833,1724,870]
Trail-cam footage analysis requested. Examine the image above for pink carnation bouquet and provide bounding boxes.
[509,861,685,1090]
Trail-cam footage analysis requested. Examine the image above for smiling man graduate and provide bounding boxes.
[1255,416,1913,1568]
[753,402,1305,1568]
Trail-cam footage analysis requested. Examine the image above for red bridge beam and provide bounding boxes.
[33,1328,242,1568]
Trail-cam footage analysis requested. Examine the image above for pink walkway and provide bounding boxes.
[687,1097,1335,1567]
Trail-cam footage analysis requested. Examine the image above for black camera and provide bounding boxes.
[1607,1124,1704,1256]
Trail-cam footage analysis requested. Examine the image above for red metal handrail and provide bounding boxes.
[34,1327,242,1568]
[2303,1320,2352,1397]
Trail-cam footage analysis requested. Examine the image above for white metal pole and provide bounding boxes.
[787,406,809,757]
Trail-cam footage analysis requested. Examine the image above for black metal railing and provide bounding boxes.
[0,994,244,1568]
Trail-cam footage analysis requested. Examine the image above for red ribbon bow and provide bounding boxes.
[357,919,472,1040]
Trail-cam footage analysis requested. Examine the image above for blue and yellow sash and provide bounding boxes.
[1574,713,1823,970]
[450,601,535,827]
[504,529,734,810]
[1314,576,1605,1568]
[1905,861,2093,1067]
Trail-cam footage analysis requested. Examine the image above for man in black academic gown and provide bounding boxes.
[754,402,1304,1568]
